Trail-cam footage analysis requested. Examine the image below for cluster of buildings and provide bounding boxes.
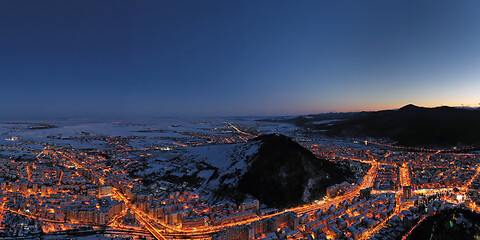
[0,208,43,238]
[411,167,475,189]
[178,131,252,145]
[147,122,258,148]
[368,191,473,240]
[309,144,373,162]
[0,148,131,235]
[374,165,399,190]
[211,192,396,240]
[135,191,262,228]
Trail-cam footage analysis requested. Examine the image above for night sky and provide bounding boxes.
[2,1,480,119]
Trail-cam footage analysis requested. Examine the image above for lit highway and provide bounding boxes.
[228,123,253,136]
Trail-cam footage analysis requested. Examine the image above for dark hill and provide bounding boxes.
[238,134,351,208]
[407,208,480,240]
[325,104,480,147]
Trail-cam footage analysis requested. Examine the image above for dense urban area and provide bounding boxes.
[0,119,479,240]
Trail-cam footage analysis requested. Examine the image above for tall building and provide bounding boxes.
[403,186,412,199]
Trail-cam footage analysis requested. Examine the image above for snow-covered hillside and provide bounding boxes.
[183,141,260,191]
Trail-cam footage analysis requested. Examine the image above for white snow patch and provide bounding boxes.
[312,119,345,125]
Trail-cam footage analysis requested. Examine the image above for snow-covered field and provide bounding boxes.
[0,118,298,150]
[311,119,345,125]
[0,118,300,194]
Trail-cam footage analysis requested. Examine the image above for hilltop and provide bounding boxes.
[237,134,351,208]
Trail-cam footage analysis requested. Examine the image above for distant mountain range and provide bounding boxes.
[326,104,480,147]
[264,104,480,147]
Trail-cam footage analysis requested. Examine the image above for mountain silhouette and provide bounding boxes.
[238,134,350,208]
[325,104,480,147]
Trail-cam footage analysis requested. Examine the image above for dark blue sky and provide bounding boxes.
[2,1,480,119]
